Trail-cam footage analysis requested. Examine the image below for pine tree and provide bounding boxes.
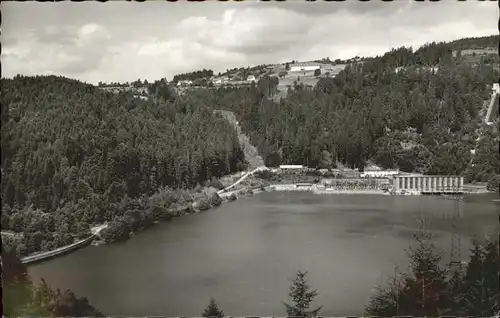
[283,270,322,317]
[201,298,224,318]
[366,228,449,316]
[401,230,449,316]
[482,239,500,314]
[459,239,489,316]
[460,239,500,316]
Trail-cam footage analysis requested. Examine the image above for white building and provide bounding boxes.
[177,80,193,87]
[360,165,399,178]
[289,63,320,72]
[361,169,399,178]
[279,165,304,170]
[247,75,256,82]
[493,83,500,94]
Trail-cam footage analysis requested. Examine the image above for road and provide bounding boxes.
[217,166,268,195]
[21,224,109,264]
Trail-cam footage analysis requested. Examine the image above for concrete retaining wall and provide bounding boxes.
[22,234,96,265]
[268,184,313,191]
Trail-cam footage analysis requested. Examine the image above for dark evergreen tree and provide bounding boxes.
[283,270,322,317]
[201,298,224,318]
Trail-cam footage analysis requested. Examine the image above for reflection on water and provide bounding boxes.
[29,192,499,316]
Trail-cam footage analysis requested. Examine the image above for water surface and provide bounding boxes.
[29,192,499,316]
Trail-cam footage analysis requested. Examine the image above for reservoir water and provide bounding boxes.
[28,192,499,316]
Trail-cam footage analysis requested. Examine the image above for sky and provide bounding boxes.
[2,0,498,84]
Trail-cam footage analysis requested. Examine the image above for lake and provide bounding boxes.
[28,192,499,316]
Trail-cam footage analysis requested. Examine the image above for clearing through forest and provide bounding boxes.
[214,109,265,170]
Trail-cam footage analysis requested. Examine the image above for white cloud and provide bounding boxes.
[1,1,497,84]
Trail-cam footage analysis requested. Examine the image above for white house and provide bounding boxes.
[177,80,193,87]
[289,63,320,72]
[493,83,500,94]
[279,165,304,170]
[247,75,256,82]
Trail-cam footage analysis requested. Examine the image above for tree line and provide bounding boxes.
[190,38,498,183]
[3,248,103,317]
[195,232,500,317]
[1,75,246,255]
[1,35,497,260]
[173,69,214,83]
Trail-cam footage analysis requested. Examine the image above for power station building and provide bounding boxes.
[392,175,464,194]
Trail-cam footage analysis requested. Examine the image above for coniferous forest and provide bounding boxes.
[2,36,499,256]
[194,40,498,179]
[1,75,246,255]
[1,35,499,317]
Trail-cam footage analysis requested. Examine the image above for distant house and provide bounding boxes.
[290,62,320,73]
[247,75,256,82]
[177,80,193,87]
[279,165,304,169]
[214,79,222,85]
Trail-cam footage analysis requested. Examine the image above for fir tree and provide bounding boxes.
[400,230,450,316]
[366,228,449,316]
[365,268,405,316]
[482,239,500,314]
[201,298,224,318]
[283,270,322,317]
[459,239,499,316]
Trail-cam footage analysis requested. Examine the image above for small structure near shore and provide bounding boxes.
[279,165,305,170]
[361,165,399,178]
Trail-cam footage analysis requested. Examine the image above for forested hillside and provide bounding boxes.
[192,37,499,182]
[1,36,498,256]
[1,75,246,255]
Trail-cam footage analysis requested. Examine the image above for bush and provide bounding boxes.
[209,193,222,207]
[196,198,211,211]
[486,174,500,192]
[100,220,130,243]
[228,193,237,201]
[254,170,275,180]
[208,178,225,190]
[314,69,321,76]
[149,205,172,221]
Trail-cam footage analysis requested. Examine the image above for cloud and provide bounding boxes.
[252,0,410,17]
[3,22,111,77]
[1,1,497,84]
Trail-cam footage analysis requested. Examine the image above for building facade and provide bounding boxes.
[392,175,464,194]
[289,63,320,72]
[279,165,305,169]
[360,169,399,178]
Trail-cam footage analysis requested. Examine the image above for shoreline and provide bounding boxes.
[22,179,493,264]
[22,225,108,265]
